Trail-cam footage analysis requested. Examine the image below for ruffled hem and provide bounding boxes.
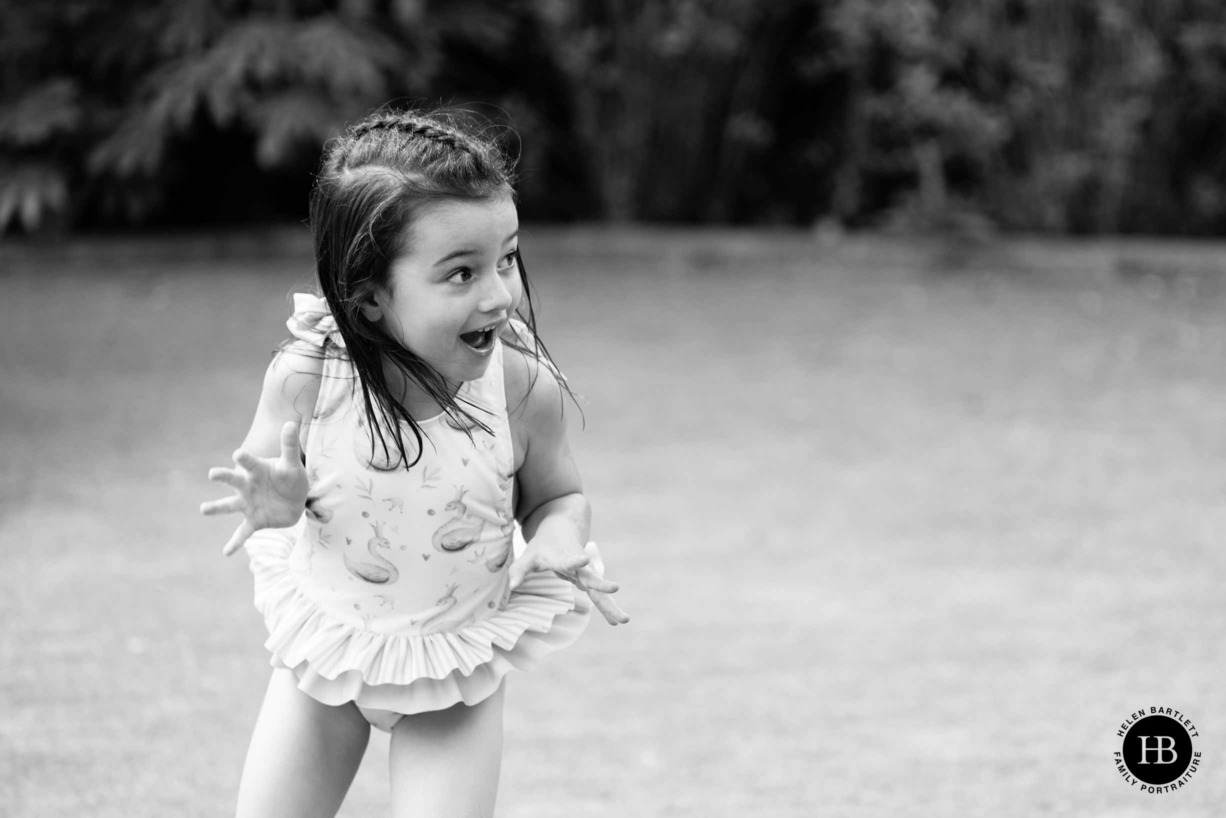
[245,523,591,714]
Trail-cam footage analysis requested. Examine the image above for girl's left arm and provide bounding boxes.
[508,355,629,625]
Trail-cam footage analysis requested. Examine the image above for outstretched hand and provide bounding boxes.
[200,422,309,556]
[508,539,630,626]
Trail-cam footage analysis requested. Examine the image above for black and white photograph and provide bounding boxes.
[2,1,1223,816]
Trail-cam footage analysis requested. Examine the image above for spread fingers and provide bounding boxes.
[200,495,247,516]
[207,467,247,491]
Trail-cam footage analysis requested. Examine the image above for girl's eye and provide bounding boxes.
[498,251,519,271]
[449,268,473,284]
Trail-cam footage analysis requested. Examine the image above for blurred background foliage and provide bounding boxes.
[2,0,1226,234]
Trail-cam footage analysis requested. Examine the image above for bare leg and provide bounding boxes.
[388,682,506,818]
[235,669,371,818]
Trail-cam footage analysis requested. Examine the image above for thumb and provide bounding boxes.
[222,519,254,557]
[583,541,606,576]
[507,554,536,592]
[278,421,302,467]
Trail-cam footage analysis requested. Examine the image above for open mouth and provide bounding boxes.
[460,324,498,352]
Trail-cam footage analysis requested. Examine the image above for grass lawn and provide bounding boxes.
[1,226,1223,817]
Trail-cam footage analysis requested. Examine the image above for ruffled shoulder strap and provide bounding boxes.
[286,293,346,349]
[283,294,351,450]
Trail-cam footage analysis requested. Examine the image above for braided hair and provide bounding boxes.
[306,106,561,472]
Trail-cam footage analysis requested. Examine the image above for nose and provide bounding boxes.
[478,268,515,314]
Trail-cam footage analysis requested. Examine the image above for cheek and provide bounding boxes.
[510,275,526,309]
[384,300,438,349]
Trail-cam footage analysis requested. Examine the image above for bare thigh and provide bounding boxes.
[388,682,506,818]
[235,669,371,818]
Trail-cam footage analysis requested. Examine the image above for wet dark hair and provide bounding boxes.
[306,105,566,470]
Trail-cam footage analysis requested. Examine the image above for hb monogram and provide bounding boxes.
[1136,735,1179,764]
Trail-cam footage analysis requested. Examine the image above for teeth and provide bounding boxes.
[461,322,499,349]
[461,320,501,348]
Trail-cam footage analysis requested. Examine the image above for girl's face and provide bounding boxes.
[366,195,522,390]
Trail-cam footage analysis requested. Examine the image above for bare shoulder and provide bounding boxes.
[502,343,568,468]
[502,343,565,421]
[262,340,327,422]
[238,340,327,455]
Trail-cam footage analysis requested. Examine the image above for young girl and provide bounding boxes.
[200,107,628,818]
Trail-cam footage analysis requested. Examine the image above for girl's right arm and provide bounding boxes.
[200,346,323,556]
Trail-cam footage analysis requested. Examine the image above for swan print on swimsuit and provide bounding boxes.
[285,339,525,639]
[416,583,461,635]
[431,487,486,553]
[343,520,401,584]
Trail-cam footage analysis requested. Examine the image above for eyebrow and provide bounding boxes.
[433,231,519,267]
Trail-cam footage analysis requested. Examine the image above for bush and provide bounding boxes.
[5,0,1226,233]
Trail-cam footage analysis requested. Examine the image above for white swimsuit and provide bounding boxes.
[243,294,590,729]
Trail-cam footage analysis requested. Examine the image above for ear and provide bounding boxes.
[357,288,384,323]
